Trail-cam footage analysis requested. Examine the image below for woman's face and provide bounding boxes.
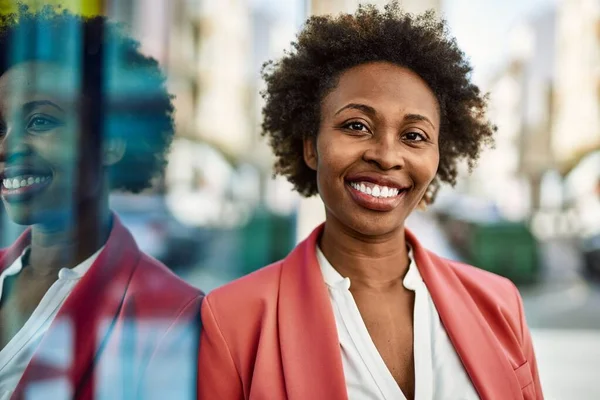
[304,62,440,238]
[0,62,100,226]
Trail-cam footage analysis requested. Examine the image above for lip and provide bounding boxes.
[1,164,53,180]
[345,172,410,191]
[1,165,53,203]
[345,182,408,212]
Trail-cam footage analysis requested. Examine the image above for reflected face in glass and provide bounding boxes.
[0,62,98,225]
[304,62,440,237]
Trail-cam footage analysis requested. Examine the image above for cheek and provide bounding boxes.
[42,143,78,172]
[316,144,353,188]
[32,127,78,161]
[33,144,87,193]
[427,151,440,178]
[316,134,362,172]
[409,149,439,186]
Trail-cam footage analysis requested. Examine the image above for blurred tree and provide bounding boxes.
[0,0,103,16]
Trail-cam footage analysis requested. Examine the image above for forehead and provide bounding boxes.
[323,62,440,122]
[0,61,81,110]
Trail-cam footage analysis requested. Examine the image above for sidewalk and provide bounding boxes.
[532,329,600,400]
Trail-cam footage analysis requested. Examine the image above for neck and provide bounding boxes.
[28,196,111,276]
[319,217,410,289]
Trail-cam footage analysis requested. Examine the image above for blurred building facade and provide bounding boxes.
[556,0,600,240]
[475,7,557,220]
[477,0,600,238]
[552,0,600,169]
[105,0,305,227]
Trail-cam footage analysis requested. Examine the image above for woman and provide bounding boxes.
[0,6,202,399]
[199,3,542,400]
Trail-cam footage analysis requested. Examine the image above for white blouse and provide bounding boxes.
[0,246,103,400]
[316,245,479,399]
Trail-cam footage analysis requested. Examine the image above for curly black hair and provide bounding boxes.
[261,2,495,200]
[0,5,174,193]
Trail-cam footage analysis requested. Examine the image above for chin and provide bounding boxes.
[343,213,406,239]
[2,205,37,226]
[2,202,69,227]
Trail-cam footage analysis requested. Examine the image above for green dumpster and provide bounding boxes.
[468,222,539,285]
[237,208,296,277]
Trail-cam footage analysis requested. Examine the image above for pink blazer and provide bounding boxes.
[199,224,543,400]
[0,214,203,399]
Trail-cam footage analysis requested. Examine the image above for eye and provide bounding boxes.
[342,121,370,133]
[27,115,61,132]
[403,131,427,142]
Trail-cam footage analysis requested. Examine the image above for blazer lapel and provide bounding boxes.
[406,229,523,400]
[0,229,31,274]
[277,224,348,400]
[12,214,141,399]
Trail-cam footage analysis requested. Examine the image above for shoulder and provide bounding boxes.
[200,260,284,379]
[447,257,520,303]
[201,260,285,347]
[437,254,525,337]
[203,260,284,322]
[447,257,521,305]
[128,252,204,315]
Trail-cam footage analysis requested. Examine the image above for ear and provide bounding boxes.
[102,138,126,166]
[417,180,439,211]
[303,136,318,171]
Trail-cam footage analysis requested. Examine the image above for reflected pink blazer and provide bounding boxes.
[0,214,203,399]
[199,224,543,400]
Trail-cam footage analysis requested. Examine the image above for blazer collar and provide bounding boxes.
[0,228,30,275]
[277,223,522,400]
[11,213,141,398]
[278,224,348,400]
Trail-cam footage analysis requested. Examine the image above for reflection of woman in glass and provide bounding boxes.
[0,6,202,398]
[199,3,542,399]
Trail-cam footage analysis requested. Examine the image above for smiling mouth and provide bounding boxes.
[1,174,53,202]
[345,180,409,212]
[348,181,405,198]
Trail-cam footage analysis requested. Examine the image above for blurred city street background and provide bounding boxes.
[1,0,599,398]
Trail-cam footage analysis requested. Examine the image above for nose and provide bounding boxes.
[362,132,405,171]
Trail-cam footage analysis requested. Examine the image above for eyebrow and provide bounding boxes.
[22,100,65,114]
[335,103,377,117]
[335,103,436,129]
[404,113,435,129]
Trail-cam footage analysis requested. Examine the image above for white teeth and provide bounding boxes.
[2,175,51,190]
[350,181,403,198]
